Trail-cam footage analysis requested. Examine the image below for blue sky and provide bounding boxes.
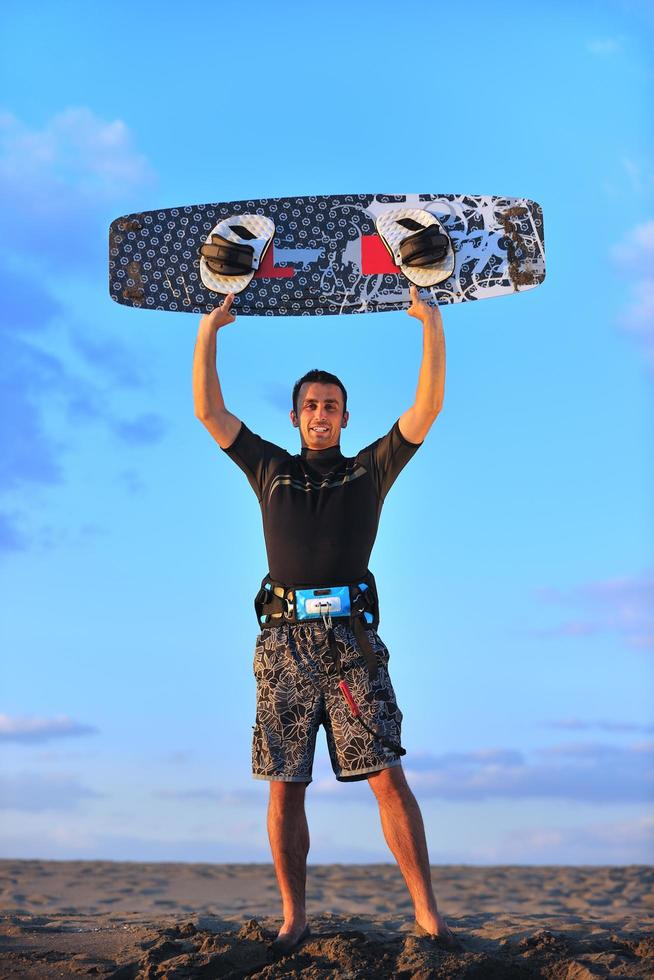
[1,0,653,865]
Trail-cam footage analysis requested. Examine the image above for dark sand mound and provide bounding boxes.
[2,913,653,978]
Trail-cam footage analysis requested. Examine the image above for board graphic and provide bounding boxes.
[109,193,545,316]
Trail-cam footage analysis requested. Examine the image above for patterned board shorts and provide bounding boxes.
[252,621,404,783]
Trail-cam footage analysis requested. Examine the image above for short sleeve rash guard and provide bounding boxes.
[222,420,421,587]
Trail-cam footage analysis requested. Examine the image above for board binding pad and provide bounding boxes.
[375,209,455,287]
[109,193,545,316]
[199,214,275,294]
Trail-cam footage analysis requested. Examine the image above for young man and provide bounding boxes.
[192,286,462,954]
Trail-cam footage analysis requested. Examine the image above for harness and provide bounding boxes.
[255,572,380,678]
[254,572,406,758]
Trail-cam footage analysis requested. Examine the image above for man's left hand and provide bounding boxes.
[407,284,441,326]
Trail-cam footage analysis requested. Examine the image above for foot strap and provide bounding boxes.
[400,224,450,267]
[200,234,254,276]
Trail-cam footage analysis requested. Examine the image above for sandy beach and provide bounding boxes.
[0,860,652,977]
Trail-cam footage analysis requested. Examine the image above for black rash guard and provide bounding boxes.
[222,419,421,587]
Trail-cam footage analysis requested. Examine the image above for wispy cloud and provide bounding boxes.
[618,279,654,361]
[472,813,654,864]
[163,749,195,765]
[69,330,149,388]
[0,511,27,552]
[611,220,654,371]
[1,828,272,862]
[111,413,169,446]
[0,331,168,553]
[0,336,65,496]
[611,219,654,271]
[531,571,654,650]
[263,381,293,413]
[311,740,654,804]
[154,787,263,804]
[0,772,102,811]
[0,107,153,269]
[0,109,165,553]
[621,156,654,196]
[0,714,99,743]
[544,716,654,734]
[586,37,623,56]
[405,741,653,803]
[0,107,151,190]
[0,262,62,332]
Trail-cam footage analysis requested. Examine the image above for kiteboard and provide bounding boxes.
[109,192,545,316]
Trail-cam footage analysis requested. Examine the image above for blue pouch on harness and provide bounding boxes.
[294,584,373,624]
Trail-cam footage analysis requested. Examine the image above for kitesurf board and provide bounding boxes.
[109,193,545,316]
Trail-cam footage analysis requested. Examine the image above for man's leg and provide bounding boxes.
[368,764,455,938]
[267,781,309,941]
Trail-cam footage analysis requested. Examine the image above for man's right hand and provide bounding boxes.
[199,292,236,331]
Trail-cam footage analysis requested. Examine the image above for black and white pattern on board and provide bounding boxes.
[252,622,403,782]
[109,193,546,316]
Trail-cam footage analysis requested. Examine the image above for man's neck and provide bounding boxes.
[300,442,343,460]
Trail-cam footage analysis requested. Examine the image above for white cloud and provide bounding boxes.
[0,107,152,199]
[0,107,154,273]
[0,713,98,742]
[611,219,654,271]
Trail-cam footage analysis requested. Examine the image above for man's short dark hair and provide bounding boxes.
[292,370,348,416]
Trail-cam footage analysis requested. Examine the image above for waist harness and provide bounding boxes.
[254,571,405,758]
[254,571,380,681]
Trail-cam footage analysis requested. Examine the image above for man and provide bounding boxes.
[192,285,462,954]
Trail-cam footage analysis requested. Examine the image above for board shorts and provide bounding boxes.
[251,621,404,783]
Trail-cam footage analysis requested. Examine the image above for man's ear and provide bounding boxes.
[341,411,349,428]
[290,410,299,428]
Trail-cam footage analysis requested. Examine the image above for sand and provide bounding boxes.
[0,860,652,978]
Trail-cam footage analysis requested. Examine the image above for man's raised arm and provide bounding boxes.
[399,284,446,444]
[192,293,242,449]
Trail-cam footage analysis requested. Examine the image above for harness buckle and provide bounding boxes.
[319,601,333,631]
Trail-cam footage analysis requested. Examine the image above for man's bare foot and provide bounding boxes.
[414,910,464,951]
[272,918,310,953]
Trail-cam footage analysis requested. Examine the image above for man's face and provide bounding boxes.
[290,382,349,450]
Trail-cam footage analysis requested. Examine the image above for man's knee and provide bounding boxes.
[368,763,410,800]
[269,780,308,805]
